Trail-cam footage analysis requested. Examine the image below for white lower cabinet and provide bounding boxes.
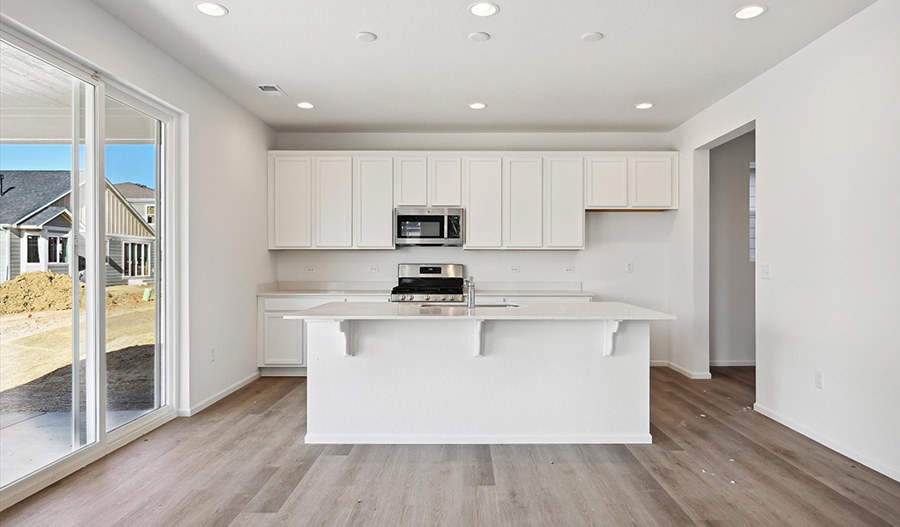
[258,296,347,368]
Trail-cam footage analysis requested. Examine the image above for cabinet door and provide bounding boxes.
[586,156,628,208]
[354,157,394,248]
[465,157,503,248]
[545,157,585,248]
[394,156,427,206]
[504,157,543,248]
[630,156,674,208]
[315,157,353,247]
[264,313,304,366]
[270,156,313,248]
[429,156,463,206]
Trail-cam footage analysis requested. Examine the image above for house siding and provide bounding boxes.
[9,229,21,280]
[0,229,8,283]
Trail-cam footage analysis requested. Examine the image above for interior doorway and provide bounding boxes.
[708,130,757,387]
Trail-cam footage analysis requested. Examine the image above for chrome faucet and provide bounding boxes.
[466,276,475,308]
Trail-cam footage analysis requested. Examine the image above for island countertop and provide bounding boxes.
[285,301,675,321]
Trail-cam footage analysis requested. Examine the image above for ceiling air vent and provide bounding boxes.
[256,84,286,97]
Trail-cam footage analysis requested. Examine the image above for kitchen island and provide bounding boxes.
[286,301,674,445]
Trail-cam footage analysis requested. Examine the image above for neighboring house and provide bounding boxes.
[115,182,156,226]
[0,171,155,285]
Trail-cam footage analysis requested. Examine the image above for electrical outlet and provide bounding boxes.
[564,266,576,274]
[509,266,520,273]
[626,262,635,273]
[210,347,216,362]
[305,266,316,273]
[760,263,770,280]
[815,370,823,389]
[368,266,379,273]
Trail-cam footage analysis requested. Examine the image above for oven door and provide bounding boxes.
[395,212,447,246]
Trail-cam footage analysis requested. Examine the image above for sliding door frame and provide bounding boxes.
[0,22,183,510]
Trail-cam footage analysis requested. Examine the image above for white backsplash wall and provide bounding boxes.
[275,211,673,360]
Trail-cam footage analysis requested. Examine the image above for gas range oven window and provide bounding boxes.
[397,215,445,239]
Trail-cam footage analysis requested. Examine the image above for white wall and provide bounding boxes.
[1,0,277,413]
[709,131,756,366]
[668,0,899,479]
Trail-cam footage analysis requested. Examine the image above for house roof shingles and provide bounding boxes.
[19,206,69,227]
[115,182,155,200]
[0,171,71,225]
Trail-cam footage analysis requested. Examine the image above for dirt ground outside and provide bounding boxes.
[0,283,156,412]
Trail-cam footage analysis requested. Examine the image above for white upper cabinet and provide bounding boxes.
[545,157,585,249]
[429,156,463,206]
[586,153,678,210]
[354,157,394,248]
[504,157,543,248]
[586,156,628,208]
[394,156,428,206]
[630,156,675,208]
[269,155,313,249]
[315,157,353,247]
[465,157,503,248]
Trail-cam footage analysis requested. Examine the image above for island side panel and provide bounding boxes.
[305,319,651,444]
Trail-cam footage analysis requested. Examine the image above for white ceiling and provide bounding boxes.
[91,0,876,133]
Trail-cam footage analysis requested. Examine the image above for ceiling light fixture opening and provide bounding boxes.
[469,2,499,17]
[356,32,378,42]
[581,32,604,42]
[297,102,315,109]
[469,102,487,110]
[469,32,491,42]
[734,5,767,20]
[195,2,229,17]
[635,102,654,110]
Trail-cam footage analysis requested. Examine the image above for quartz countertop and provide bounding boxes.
[258,289,593,298]
[285,301,673,321]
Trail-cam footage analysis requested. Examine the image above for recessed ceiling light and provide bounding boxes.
[581,32,604,42]
[195,2,228,17]
[297,102,314,109]
[468,32,491,42]
[635,102,654,110]
[356,32,378,42]
[469,102,487,110]
[469,2,499,17]
[734,5,767,20]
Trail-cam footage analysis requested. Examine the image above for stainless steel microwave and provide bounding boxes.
[394,207,464,247]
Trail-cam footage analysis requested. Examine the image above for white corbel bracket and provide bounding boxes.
[338,320,352,356]
[602,319,623,357]
[474,319,485,357]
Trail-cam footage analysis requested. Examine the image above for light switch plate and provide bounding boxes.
[760,264,770,280]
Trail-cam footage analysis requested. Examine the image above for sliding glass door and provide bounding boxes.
[0,39,98,487]
[0,34,170,489]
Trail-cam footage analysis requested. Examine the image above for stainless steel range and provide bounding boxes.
[389,263,466,303]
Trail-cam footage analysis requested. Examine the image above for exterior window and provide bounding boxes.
[48,236,68,264]
[749,163,756,262]
[123,242,150,277]
[146,205,155,225]
[26,235,40,263]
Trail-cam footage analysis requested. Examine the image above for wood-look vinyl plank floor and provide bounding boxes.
[2,368,898,527]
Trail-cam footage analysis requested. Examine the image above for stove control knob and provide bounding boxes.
[441,295,449,301]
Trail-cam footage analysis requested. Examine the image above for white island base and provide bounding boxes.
[289,302,674,445]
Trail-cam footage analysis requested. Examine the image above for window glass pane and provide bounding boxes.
[104,96,162,431]
[60,237,68,263]
[0,40,96,487]
[26,236,40,263]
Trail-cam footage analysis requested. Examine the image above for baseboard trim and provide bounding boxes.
[260,367,307,377]
[179,371,261,417]
[650,361,711,380]
[753,403,899,482]
[710,359,756,366]
[305,433,653,445]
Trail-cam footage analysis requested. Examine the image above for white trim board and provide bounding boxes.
[754,403,900,482]
[650,361,712,380]
[178,371,260,417]
[305,433,653,445]
[709,359,756,367]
